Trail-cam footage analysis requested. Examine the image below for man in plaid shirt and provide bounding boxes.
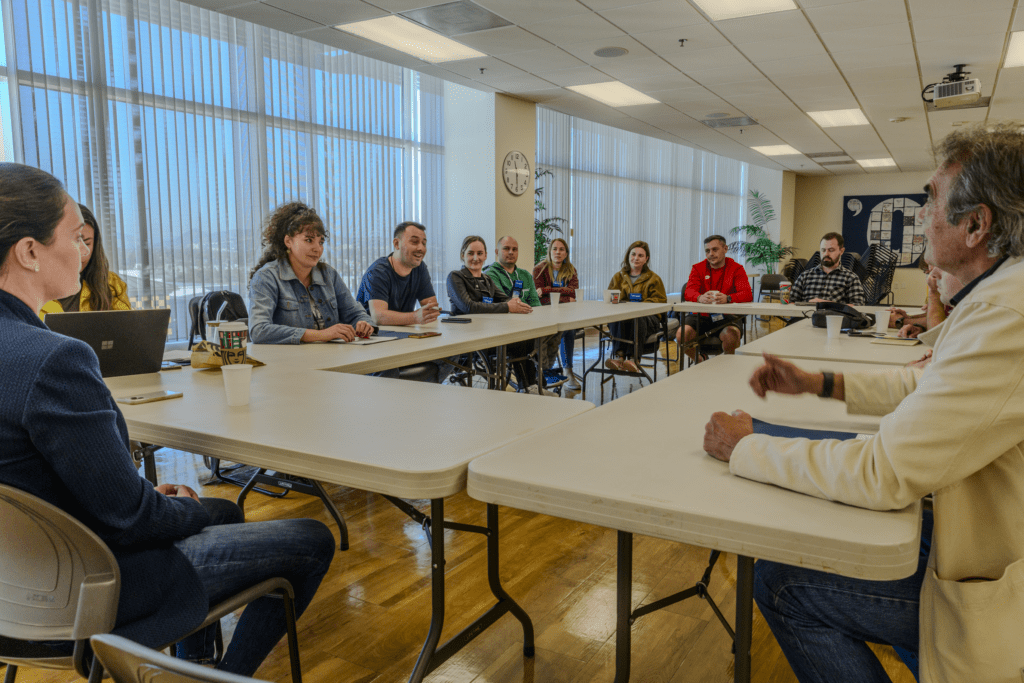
[791,232,866,305]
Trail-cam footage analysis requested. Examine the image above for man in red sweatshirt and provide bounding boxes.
[677,234,753,360]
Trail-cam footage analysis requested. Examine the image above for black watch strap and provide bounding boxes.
[819,371,835,399]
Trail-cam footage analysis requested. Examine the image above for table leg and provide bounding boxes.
[409,498,446,683]
[735,556,754,683]
[495,344,507,391]
[535,337,545,391]
[614,530,632,683]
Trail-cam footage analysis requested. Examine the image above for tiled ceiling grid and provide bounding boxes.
[183,0,1023,175]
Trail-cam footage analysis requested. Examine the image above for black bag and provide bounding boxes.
[187,290,248,349]
[810,302,874,331]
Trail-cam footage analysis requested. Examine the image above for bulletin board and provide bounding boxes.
[842,193,928,267]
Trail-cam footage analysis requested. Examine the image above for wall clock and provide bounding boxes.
[502,150,530,196]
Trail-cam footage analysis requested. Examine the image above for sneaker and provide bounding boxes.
[605,358,624,371]
[543,370,568,387]
[620,358,640,373]
[564,373,581,390]
[524,384,557,397]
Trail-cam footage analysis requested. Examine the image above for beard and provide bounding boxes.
[821,256,836,267]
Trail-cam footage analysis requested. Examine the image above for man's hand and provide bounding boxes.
[508,297,532,314]
[809,297,830,303]
[414,304,440,324]
[704,410,753,463]
[889,307,909,328]
[155,484,200,501]
[898,323,923,338]
[749,353,818,398]
[355,321,374,338]
[906,349,933,370]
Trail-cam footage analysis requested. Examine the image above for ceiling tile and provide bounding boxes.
[663,45,751,71]
[631,24,732,53]
[454,26,552,54]
[597,56,681,80]
[805,0,910,33]
[525,12,625,44]
[685,62,765,85]
[915,41,1003,77]
[842,63,920,83]
[620,71,699,92]
[913,7,1013,42]
[362,0,445,10]
[220,2,322,32]
[356,46,432,69]
[441,56,526,78]
[476,73,560,92]
[600,1,709,36]
[907,0,1013,22]
[772,70,848,92]
[819,21,912,53]
[716,10,815,44]
[267,0,387,25]
[758,57,843,80]
[472,0,592,25]
[831,42,918,71]
[739,35,828,63]
[533,66,612,86]
[710,78,784,98]
[498,47,587,72]
[558,35,658,65]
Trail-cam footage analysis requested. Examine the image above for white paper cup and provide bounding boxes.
[875,313,889,334]
[574,288,582,302]
[826,315,843,339]
[550,292,560,306]
[603,289,613,303]
[222,364,252,406]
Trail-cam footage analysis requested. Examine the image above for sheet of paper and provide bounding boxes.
[329,336,399,345]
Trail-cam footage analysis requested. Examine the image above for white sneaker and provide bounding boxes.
[565,373,581,390]
[525,384,558,397]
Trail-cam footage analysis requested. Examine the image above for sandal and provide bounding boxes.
[605,357,624,371]
[620,358,640,373]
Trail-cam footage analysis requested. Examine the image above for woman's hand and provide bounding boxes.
[355,321,374,338]
[508,298,532,314]
[321,324,356,342]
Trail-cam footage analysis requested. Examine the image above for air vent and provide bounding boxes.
[819,160,858,166]
[400,1,512,37]
[805,152,848,159]
[594,46,629,58]
[701,116,758,129]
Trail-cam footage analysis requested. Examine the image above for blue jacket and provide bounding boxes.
[0,289,211,647]
[248,259,371,344]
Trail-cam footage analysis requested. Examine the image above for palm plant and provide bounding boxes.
[728,190,794,274]
[534,168,566,263]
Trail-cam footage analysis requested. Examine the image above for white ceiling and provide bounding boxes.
[188,0,1023,175]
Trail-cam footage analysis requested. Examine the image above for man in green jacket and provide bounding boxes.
[485,236,541,307]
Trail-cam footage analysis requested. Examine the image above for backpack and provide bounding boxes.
[187,290,249,349]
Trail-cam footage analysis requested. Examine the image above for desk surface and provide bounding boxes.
[734,319,928,366]
[673,301,892,317]
[469,354,921,580]
[108,367,592,499]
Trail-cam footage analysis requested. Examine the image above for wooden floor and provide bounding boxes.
[9,318,916,683]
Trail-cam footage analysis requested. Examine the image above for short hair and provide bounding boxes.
[0,163,69,273]
[460,235,486,261]
[394,221,426,241]
[934,121,1024,258]
[496,235,516,248]
[820,232,844,248]
[704,234,727,247]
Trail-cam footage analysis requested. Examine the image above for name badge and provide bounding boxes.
[629,293,642,302]
[482,296,493,304]
[552,280,564,288]
[711,314,724,322]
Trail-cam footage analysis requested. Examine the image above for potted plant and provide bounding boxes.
[534,168,566,263]
[728,189,794,274]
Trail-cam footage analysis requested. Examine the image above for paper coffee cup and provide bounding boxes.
[875,313,889,334]
[574,288,582,302]
[550,292,560,306]
[779,281,792,304]
[826,315,842,338]
[222,364,252,406]
[610,291,621,304]
[603,289,613,304]
[218,321,248,365]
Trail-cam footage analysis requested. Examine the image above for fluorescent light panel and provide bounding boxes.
[807,108,869,127]
[1006,31,1024,68]
[692,0,797,21]
[335,15,485,63]
[858,158,896,167]
[751,145,800,156]
[566,82,659,107]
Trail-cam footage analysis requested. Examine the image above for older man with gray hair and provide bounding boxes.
[703,122,1024,683]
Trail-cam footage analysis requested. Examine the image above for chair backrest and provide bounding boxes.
[861,244,899,305]
[92,634,268,683]
[0,485,119,643]
[759,274,784,295]
[187,291,249,350]
[782,258,806,282]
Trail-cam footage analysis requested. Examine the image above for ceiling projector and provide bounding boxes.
[923,65,983,109]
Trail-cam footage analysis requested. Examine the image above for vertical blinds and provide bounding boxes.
[0,0,445,340]
[537,107,767,299]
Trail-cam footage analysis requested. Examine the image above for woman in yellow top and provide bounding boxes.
[39,204,130,317]
[605,240,667,372]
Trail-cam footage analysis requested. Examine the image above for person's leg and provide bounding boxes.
[507,339,537,388]
[174,518,335,676]
[681,324,697,360]
[370,368,401,379]
[755,510,932,683]
[720,324,742,354]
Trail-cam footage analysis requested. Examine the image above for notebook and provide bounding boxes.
[45,309,171,377]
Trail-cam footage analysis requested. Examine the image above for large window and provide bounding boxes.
[537,108,781,297]
[0,0,445,340]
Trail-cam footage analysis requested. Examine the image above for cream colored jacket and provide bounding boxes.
[731,256,1024,683]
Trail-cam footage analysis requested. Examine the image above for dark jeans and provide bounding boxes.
[608,315,659,357]
[754,508,933,683]
[174,498,335,676]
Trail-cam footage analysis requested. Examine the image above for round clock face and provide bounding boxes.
[502,150,530,196]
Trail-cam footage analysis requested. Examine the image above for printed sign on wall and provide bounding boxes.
[842,193,928,267]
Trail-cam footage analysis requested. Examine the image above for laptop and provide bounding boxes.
[44,309,172,377]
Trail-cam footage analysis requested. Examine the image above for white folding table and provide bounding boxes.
[734,318,930,366]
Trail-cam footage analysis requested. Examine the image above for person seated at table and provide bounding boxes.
[890,264,964,338]
[702,122,1022,683]
[604,240,667,373]
[533,237,581,390]
[249,202,373,344]
[0,162,335,675]
[39,203,131,318]
[356,220,449,381]
[790,232,866,305]
[447,235,554,396]
[677,234,753,361]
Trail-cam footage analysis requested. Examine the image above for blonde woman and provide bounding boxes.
[533,238,581,388]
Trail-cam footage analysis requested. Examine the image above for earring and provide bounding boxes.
[33,262,39,272]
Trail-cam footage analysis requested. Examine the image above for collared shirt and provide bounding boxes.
[950,256,1009,306]
[791,263,866,305]
[484,262,542,307]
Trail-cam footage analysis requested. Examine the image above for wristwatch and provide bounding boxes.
[894,317,905,328]
[726,294,732,303]
[819,371,835,399]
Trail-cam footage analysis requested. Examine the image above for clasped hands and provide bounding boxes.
[698,291,728,304]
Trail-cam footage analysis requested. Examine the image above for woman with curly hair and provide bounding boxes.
[248,202,372,344]
[39,203,130,317]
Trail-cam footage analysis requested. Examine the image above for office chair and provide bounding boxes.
[0,484,304,683]
[92,634,269,683]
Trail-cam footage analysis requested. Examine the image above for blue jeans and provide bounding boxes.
[560,330,575,370]
[174,498,335,676]
[754,509,932,683]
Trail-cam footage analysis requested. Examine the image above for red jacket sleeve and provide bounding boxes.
[727,262,753,303]
[684,263,706,302]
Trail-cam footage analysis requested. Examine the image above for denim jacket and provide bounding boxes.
[248,259,371,344]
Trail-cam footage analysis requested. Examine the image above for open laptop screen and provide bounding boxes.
[44,309,171,377]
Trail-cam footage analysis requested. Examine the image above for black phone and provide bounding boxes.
[442,316,472,323]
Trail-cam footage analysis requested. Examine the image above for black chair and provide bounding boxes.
[782,257,807,283]
[585,313,674,403]
[861,243,899,305]
[758,274,785,302]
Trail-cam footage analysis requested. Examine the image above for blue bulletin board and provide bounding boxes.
[842,193,928,268]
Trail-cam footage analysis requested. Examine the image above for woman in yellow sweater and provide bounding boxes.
[40,204,130,317]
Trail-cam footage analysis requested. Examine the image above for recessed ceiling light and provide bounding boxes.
[566,82,659,107]
[691,0,797,21]
[751,145,800,156]
[807,108,869,127]
[1006,31,1024,68]
[335,15,486,63]
[858,158,897,168]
